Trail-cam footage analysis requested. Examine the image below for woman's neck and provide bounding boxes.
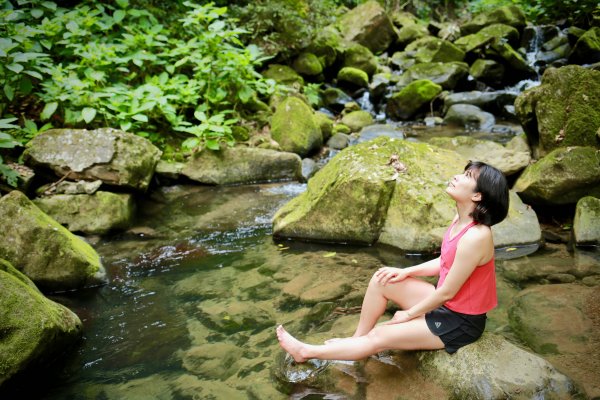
[455,201,476,225]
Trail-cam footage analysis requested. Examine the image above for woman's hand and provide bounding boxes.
[384,310,412,325]
[374,266,409,285]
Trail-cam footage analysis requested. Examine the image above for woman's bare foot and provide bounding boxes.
[276,325,309,363]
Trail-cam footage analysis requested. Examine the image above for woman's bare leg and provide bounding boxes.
[277,317,443,362]
[353,275,435,337]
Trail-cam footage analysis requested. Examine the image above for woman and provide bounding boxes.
[276,161,509,362]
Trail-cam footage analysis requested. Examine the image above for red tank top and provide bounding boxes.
[437,220,497,315]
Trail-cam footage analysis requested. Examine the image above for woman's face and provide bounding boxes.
[446,168,479,202]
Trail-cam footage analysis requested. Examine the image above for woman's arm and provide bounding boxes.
[375,256,441,285]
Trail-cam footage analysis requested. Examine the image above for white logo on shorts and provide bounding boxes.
[435,322,442,328]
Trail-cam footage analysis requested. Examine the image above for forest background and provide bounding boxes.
[0,0,598,186]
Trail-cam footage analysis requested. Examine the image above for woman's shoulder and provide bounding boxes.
[461,224,492,245]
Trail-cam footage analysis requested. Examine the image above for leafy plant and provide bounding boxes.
[0,117,21,186]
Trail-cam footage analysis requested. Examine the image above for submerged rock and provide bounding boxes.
[574,196,600,245]
[271,97,323,157]
[23,128,161,192]
[0,258,82,385]
[0,190,106,291]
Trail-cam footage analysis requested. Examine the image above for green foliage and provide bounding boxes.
[0,0,277,155]
[303,83,322,108]
[0,117,20,186]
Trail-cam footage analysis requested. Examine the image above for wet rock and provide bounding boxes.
[492,191,542,248]
[314,111,334,142]
[396,23,429,48]
[0,190,106,291]
[442,90,517,115]
[574,196,600,245]
[513,146,600,206]
[386,79,442,120]
[547,273,577,283]
[292,52,323,76]
[340,110,373,132]
[326,133,350,150]
[0,258,82,385]
[337,0,398,54]
[398,61,469,90]
[262,64,304,86]
[417,333,576,399]
[485,40,536,81]
[154,160,184,180]
[469,59,505,86]
[337,67,369,88]
[323,87,353,113]
[301,158,319,181]
[455,23,520,54]
[342,43,378,77]
[182,342,244,379]
[197,299,275,334]
[23,128,161,192]
[37,179,103,196]
[443,104,495,130]
[569,26,600,64]
[405,37,465,63]
[271,97,322,157]
[460,5,526,35]
[390,50,418,70]
[33,192,135,235]
[514,65,600,157]
[428,136,530,176]
[181,146,302,184]
[357,124,405,142]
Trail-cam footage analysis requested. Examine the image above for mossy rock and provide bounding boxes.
[342,43,378,76]
[0,190,106,291]
[513,146,600,205]
[292,52,323,76]
[486,40,535,78]
[333,123,352,135]
[337,67,369,88]
[0,258,82,385]
[386,79,442,120]
[340,110,374,132]
[455,23,520,53]
[396,23,429,48]
[337,0,398,54]
[469,59,505,85]
[270,97,322,157]
[307,26,344,68]
[569,26,600,64]
[405,37,465,63]
[574,196,600,245]
[460,5,526,35]
[262,64,304,86]
[514,65,600,157]
[313,112,334,142]
[399,61,469,90]
[33,192,135,235]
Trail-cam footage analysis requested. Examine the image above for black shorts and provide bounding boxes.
[425,305,487,354]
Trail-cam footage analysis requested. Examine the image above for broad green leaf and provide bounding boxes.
[323,252,337,257]
[120,121,132,131]
[3,84,14,101]
[0,163,20,187]
[182,137,199,150]
[166,65,175,74]
[65,21,78,32]
[205,139,220,150]
[116,0,129,8]
[0,118,18,130]
[23,118,37,132]
[194,110,207,122]
[113,10,126,23]
[82,107,97,123]
[19,77,33,94]
[41,102,58,120]
[238,85,253,103]
[7,63,24,74]
[23,70,43,80]
[132,114,148,122]
[31,8,43,18]
[41,1,57,11]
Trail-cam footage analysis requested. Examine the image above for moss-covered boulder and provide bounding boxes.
[443,104,495,130]
[417,333,575,399]
[0,259,82,386]
[313,111,334,142]
[574,196,600,245]
[405,37,465,63]
[261,64,304,86]
[270,97,322,157]
[340,110,374,132]
[342,43,378,76]
[469,59,505,85]
[0,190,106,291]
[33,192,135,235]
[485,40,536,80]
[181,146,302,184]
[396,23,429,48]
[337,0,398,54]
[307,26,344,69]
[428,136,530,176]
[398,61,469,90]
[386,79,443,120]
[460,5,526,35]
[23,128,161,192]
[569,27,600,64]
[455,23,520,53]
[491,191,541,248]
[292,52,323,76]
[337,67,369,88]
[514,146,600,205]
[515,65,600,157]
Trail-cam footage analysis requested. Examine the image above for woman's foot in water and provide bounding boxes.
[276,325,309,363]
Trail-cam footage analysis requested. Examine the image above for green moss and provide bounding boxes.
[262,64,304,86]
[401,62,469,90]
[570,26,600,64]
[337,67,369,88]
[461,4,526,35]
[405,37,465,63]
[455,24,519,53]
[470,59,504,83]
[271,97,322,156]
[340,110,373,132]
[292,52,323,76]
[386,79,442,120]
[313,112,334,142]
[342,43,378,76]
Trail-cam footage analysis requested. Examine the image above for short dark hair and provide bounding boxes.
[465,161,509,226]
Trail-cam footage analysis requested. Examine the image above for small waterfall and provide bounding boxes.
[525,25,543,72]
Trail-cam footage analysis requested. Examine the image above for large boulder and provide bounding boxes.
[485,40,536,81]
[292,52,323,76]
[404,37,465,63]
[386,79,443,120]
[460,5,527,35]
[398,62,469,90]
[181,146,302,185]
[340,110,374,132]
[443,90,517,115]
[0,259,82,386]
[443,104,495,131]
[337,0,398,54]
[33,192,135,235]
[23,128,161,192]
[454,24,520,53]
[417,333,576,399]
[337,67,369,88]
[491,191,541,247]
[0,190,106,291]
[396,23,429,48]
[513,146,600,206]
[514,65,600,157]
[574,196,600,245]
[262,64,304,86]
[569,27,600,64]
[469,59,505,86]
[307,27,344,69]
[270,97,322,157]
[342,43,378,77]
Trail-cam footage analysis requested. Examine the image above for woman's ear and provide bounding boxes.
[471,192,482,202]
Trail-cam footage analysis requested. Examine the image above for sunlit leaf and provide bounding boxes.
[120,121,132,131]
[113,10,126,23]
[132,114,148,122]
[7,63,23,74]
[3,84,14,101]
[116,0,129,8]
[41,102,58,120]
[323,252,337,258]
[205,139,220,150]
[82,107,97,123]
[31,8,44,18]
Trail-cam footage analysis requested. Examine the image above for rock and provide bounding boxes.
[443,104,495,131]
[455,24,520,54]
[515,65,600,157]
[417,333,576,399]
[261,64,304,86]
[469,59,505,85]
[182,342,244,379]
[322,87,353,113]
[307,27,344,69]
[342,43,378,77]
[428,136,530,176]
[154,160,184,180]
[181,146,302,185]
[337,67,369,88]
[398,61,469,90]
[492,191,541,247]
[569,27,600,64]
[313,111,334,142]
[369,72,396,100]
[513,146,600,205]
[574,196,600,245]
[340,110,373,132]
[23,128,161,192]
[33,192,135,235]
[386,79,442,120]
[197,299,275,334]
[301,158,319,181]
[333,123,351,135]
[358,124,405,142]
[0,259,82,386]
[337,0,398,54]
[485,40,536,81]
[37,179,103,196]
[0,190,106,291]
[326,133,350,150]
[396,23,429,48]
[508,284,599,397]
[404,37,465,63]
[443,90,517,115]
[292,52,323,76]
[460,5,526,35]
[270,97,322,157]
